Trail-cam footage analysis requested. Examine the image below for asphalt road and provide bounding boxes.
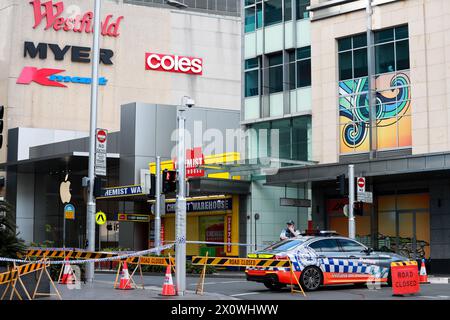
[92,273,450,300]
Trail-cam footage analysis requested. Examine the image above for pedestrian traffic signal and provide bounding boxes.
[0,106,4,149]
[93,177,107,198]
[162,169,177,193]
[354,201,364,216]
[336,174,347,196]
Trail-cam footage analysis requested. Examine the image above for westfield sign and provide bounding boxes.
[30,0,124,37]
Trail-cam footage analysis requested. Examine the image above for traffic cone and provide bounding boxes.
[161,264,176,296]
[419,259,429,284]
[60,257,75,285]
[117,262,133,290]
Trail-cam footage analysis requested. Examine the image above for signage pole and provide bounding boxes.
[175,104,187,296]
[155,156,162,254]
[86,0,102,284]
[348,164,355,239]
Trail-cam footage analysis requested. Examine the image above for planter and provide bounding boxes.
[0,265,50,300]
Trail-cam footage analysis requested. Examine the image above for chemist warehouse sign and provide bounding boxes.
[17,0,124,88]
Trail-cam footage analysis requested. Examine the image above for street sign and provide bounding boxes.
[64,204,75,220]
[95,211,107,225]
[280,198,312,208]
[95,128,108,176]
[96,185,145,199]
[357,177,365,193]
[117,214,150,223]
[357,191,373,203]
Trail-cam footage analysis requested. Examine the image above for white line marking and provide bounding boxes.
[230,292,260,297]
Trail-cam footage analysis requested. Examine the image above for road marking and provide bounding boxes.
[230,292,260,297]
[421,295,449,299]
[189,280,247,286]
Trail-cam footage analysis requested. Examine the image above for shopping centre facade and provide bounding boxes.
[0,0,250,255]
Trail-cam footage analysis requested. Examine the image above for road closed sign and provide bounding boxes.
[391,261,420,295]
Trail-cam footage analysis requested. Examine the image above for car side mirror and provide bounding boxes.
[363,247,374,254]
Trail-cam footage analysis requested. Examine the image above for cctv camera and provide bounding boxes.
[183,96,195,108]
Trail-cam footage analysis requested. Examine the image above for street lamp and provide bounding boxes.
[175,96,194,296]
[166,0,188,9]
[85,0,102,284]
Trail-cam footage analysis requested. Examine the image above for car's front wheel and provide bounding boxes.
[300,266,323,291]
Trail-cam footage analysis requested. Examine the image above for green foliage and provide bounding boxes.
[0,200,27,266]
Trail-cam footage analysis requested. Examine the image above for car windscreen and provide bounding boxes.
[262,239,305,252]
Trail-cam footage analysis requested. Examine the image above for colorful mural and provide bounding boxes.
[339,72,411,153]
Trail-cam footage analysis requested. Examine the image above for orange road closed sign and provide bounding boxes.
[391,261,420,295]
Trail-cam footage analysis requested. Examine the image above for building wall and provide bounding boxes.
[0,0,241,164]
[310,0,450,164]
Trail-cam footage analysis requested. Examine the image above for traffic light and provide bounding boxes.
[0,105,4,149]
[354,201,364,216]
[93,177,107,198]
[162,169,177,193]
[336,174,347,196]
[147,174,156,198]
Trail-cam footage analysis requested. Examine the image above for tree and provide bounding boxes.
[0,200,26,266]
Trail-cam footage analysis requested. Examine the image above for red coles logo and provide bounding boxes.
[145,53,203,75]
[29,0,124,37]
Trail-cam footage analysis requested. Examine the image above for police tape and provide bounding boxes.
[192,256,291,268]
[0,244,174,265]
[185,240,266,247]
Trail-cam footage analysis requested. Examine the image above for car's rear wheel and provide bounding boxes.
[263,281,286,291]
[300,266,322,291]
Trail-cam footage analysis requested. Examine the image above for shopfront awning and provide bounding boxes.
[199,157,317,179]
[265,151,450,187]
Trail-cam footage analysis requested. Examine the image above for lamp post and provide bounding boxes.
[366,0,377,160]
[175,96,194,296]
[85,0,102,284]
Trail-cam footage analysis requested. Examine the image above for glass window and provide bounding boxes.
[352,34,367,49]
[297,46,311,60]
[269,66,283,93]
[395,25,409,40]
[339,51,353,80]
[292,116,310,161]
[296,0,310,20]
[264,239,305,252]
[396,40,410,70]
[245,58,260,97]
[245,70,259,97]
[245,0,255,5]
[264,0,283,27]
[285,0,292,21]
[337,239,367,252]
[375,42,395,74]
[374,28,394,44]
[308,239,340,252]
[338,37,352,52]
[271,119,291,159]
[297,59,311,87]
[256,3,263,28]
[353,48,368,78]
[245,7,256,33]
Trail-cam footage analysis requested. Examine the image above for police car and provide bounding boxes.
[246,231,409,291]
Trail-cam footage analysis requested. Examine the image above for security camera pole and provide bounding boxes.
[175,96,192,296]
[86,0,102,283]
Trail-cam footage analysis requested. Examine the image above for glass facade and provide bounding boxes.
[245,0,311,33]
[125,0,241,16]
[289,46,311,89]
[247,116,311,162]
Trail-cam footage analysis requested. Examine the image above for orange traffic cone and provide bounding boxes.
[161,264,176,296]
[60,257,75,285]
[419,259,429,284]
[117,262,133,290]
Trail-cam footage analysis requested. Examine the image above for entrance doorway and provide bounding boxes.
[378,194,430,259]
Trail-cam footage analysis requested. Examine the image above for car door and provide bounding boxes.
[336,238,375,282]
[308,239,347,284]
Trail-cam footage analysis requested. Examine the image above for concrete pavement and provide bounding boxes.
[42,273,450,300]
